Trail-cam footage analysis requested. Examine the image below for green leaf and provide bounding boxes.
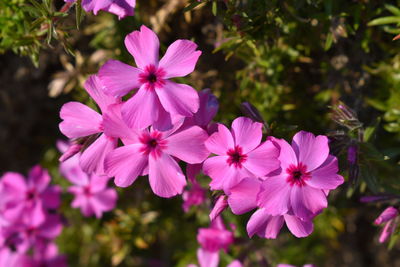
[368,16,400,26]
[364,118,380,142]
[385,4,400,16]
[212,1,217,16]
[324,32,333,51]
[76,0,84,30]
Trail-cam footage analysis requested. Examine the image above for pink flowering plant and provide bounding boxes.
[4,1,400,266]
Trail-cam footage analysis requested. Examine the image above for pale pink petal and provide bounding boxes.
[26,201,46,226]
[284,214,314,238]
[205,124,234,155]
[102,103,139,142]
[243,140,280,177]
[247,208,284,239]
[88,174,109,193]
[60,155,89,186]
[257,175,291,216]
[231,117,262,153]
[228,177,261,215]
[84,75,120,112]
[121,86,159,129]
[197,248,219,267]
[227,260,243,267]
[1,172,27,200]
[80,134,117,175]
[158,40,201,78]
[292,131,329,171]
[99,60,142,97]
[379,220,396,243]
[105,144,148,187]
[148,153,186,198]
[90,189,117,218]
[307,155,344,190]
[269,137,297,170]
[291,186,327,220]
[37,214,63,239]
[59,102,102,138]
[165,126,209,164]
[105,0,135,19]
[92,0,113,14]
[156,80,199,117]
[124,25,159,69]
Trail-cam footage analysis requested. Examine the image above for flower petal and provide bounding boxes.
[124,25,159,69]
[27,165,50,192]
[231,117,262,153]
[102,103,139,142]
[148,153,186,198]
[159,40,201,78]
[307,155,344,190]
[80,134,117,176]
[197,248,219,267]
[90,188,118,218]
[284,214,314,238]
[269,137,297,170]
[228,177,261,215]
[165,126,209,164]
[59,102,102,138]
[121,86,159,129]
[99,60,142,98]
[156,80,199,117]
[292,131,329,171]
[105,144,148,187]
[247,208,284,239]
[243,140,280,177]
[290,185,327,220]
[257,175,291,216]
[205,124,234,155]
[84,75,120,112]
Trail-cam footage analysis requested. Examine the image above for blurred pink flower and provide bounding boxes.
[374,206,399,243]
[196,217,234,267]
[0,166,61,227]
[104,119,209,197]
[65,0,135,19]
[59,75,120,175]
[99,25,202,130]
[258,132,344,219]
[209,195,228,222]
[203,117,280,193]
[58,140,117,218]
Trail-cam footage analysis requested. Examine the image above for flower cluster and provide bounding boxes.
[65,0,136,19]
[208,125,344,239]
[374,206,399,243]
[0,166,66,266]
[59,24,344,242]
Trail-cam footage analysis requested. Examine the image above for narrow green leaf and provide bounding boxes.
[385,4,400,16]
[76,0,84,30]
[324,32,333,51]
[212,1,217,16]
[368,16,400,26]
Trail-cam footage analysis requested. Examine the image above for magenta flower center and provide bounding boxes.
[139,65,166,90]
[226,146,247,168]
[286,162,311,187]
[83,186,92,196]
[26,189,37,201]
[139,131,168,159]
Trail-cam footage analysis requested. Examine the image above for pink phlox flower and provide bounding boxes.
[65,0,135,19]
[59,75,121,175]
[374,206,399,243]
[257,132,344,220]
[196,216,234,267]
[0,166,61,227]
[104,115,210,198]
[182,164,206,212]
[203,116,280,194]
[227,177,314,239]
[99,25,202,130]
[19,241,67,267]
[58,142,118,218]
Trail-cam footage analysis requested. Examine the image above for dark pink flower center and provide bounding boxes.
[139,131,168,159]
[286,162,311,187]
[83,186,92,196]
[226,146,247,168]
[138,65,166,91]
[26,189,37,200]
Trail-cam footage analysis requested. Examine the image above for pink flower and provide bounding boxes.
[59,141,118,218]
[203,117,280,193]
[374,206,399,243]
[228,177,314,239]
[182,164,206,212]
[257,131,344,219]
[104,118,209,197]
[0,166,61,227]
[209,195,228,222]
[65,0,135,19]
[196,217,234,267]
[59,75,120,175]
[99,25,202,130]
